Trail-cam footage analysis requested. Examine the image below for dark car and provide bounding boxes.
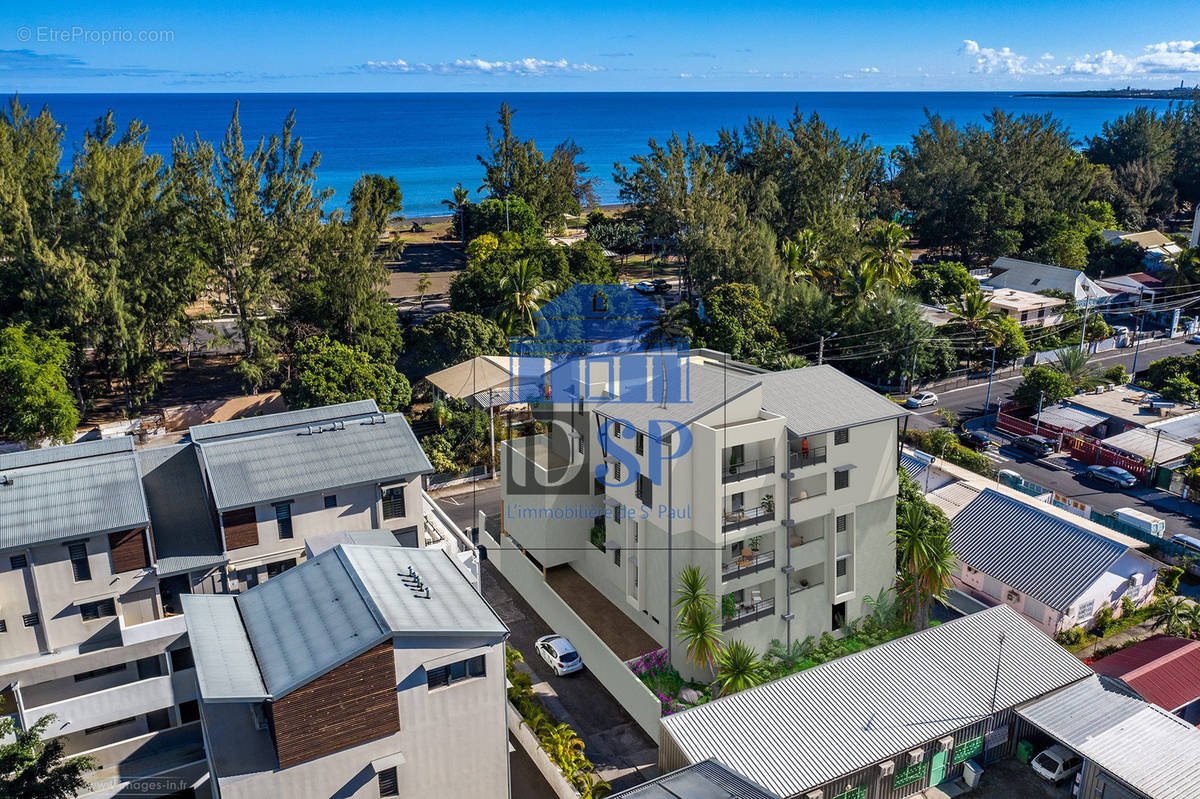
[652,278,671,293]
[1013,434,1055,457]
[958,431,993,451]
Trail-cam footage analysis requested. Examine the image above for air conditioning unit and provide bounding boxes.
[938,736,954,751]
[805,792,823,799]
[1129,574,1143,588]
[1007,590,1021,603]
[908,749,925,764]
[877,760,895,777]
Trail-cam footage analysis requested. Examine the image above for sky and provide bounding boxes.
[2,1,1199,92]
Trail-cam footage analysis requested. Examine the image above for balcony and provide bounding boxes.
[721,550,776,582]
[120,613,188,648]
[789,564,825,595]
[723,456,775,484]
[722,504,775,533]
[722,598,775,630]
[788,446,827,470]
[25,674,180,735]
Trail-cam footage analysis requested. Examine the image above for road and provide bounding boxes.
[434,482,501,530]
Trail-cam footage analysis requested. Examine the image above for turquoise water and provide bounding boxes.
[20,92,1176,216]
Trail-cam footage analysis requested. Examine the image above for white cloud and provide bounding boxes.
[363,57,601,75]
[1040,52,1055,61]
[959,38,1200,79]
[860,66,879,73]
[959,39,1030,74]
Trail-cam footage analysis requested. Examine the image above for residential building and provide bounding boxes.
[657,605,1093,799]
[988,257,1110,306]
[610,759,780,799]
[183,545,509,799]
[1092,636,1200,724]
[1095,272,1168,307]
[1102,230,1184,271]
[0,400,468,797]
[1029,402,1110,436]
[947,489,1160,634]
[500,351,906,674]
[983,286,1066,327]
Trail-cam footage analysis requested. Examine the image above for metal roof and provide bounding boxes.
[197,411,433,510]
[758,365,907,437]
[138,444,225,577]
[304,528,400,557]
[180,594,269,701]
[950,489,1129,611]
[1017,675,1200,799]
[1102,428,1193,464]
[990,258,1110,301]
[1092,636,1200,712]
[1148,411,1200,443]
[188,400,381,442]
[899,451,930,480]
[1030,403,1109,432]
[0,441,149,551]
[595,360,760,432]
[612,759,781,799]
[660,605,1092,798]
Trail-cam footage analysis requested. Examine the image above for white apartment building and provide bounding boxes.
[501,351,905,675]
[183,545,509,799]
[0,400,471,798]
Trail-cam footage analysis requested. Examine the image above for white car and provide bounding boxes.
[1031,744,1083,784]
[905,391,938,408]
[535,634,584,676]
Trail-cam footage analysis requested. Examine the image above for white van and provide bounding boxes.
[1114,507,1166,538]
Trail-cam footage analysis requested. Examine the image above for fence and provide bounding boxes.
[995,404,1148,481]
[479,527,663,742]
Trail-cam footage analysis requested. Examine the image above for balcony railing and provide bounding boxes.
[790,577,825,595]
[789,447,828,470]
[790,486,827,504]
[721,551,775,582]
[722,598,775,630]
[722,505,776,533]
[723,456,776,484]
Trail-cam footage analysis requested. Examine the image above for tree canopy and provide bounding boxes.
[282,336,411,412]
[0,324,79,444]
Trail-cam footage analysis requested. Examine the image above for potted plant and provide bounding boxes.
[748,535,762,552]
[729,452,739,475]
[721,593,738,623]
[759,494,775,515]
[799,577,809,589]
[589,518,607,552]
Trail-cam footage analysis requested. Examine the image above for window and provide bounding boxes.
[274,502,293,539]
[834,428,849,445]
[594,477,604,496]
[613,422,621,439]
[22,612,39,627]
[613,461,622,481]
[146,708,172,732]
[1021,311,1029,321]
[836,514,848,533]
[324,495,337,509]
[426,655,486,689]
[381,486,407,520]
[79,598,116,622]
[266,559,296,578]
[74,663,127,682]
[577,434,584,454]
[9,554,27,569]
[836,556,850,577]
[613,547,622,567]
[85,717,136,735]
[237,568,259,590]
[834,469,850,490]
[636,433,645,456]
[178,700,200,724]
[378,766,399,796]
[636,474,652,505]
[0,620,6,633]
[613,505,622,524]
[170,647,195,671]
[832,602,846,631]
[136,656,164,679]
[67,541,91,581]
[1076,599,1095,618]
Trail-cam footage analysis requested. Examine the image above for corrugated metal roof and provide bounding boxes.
[1148,412,1200,443]
[925,482,983,519]
[1092,636,1200,712]
[595,360,759,432]
[1017,675,1200,799]
[0,436,132,469]
[612,759,780,799]
[0,445,149,550]
[198,411,432,510]
[1102,428,1193,464]
[950,489,1128,611]
[180,594,269,701]
[900,452,929,479]
[304,528,400,557]
[758,365,907,436]
[990,258,1109,301]
[660,605,1092,798]
[188,400,381,442]
[138,444,224,577]
[1031,403,1109,431]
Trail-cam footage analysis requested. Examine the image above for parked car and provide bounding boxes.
[633,281,656,294]
[535,634,584,676]
[1190,333,1200,344]
[651,278,671,293]
[1031,745,1083,784]
[905,391,938,408]
[1012,434,1055,457]
[1086,465,1138,489]
[958,431,993,451]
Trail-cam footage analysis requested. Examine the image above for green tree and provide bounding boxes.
[496,259,556,336]
[406,312,508,377]
[714,640,766,696]
[0,714,97,798]
[1086,107,1179,228]
[676,603,723,674]
[1012,365,1073,409]
[1160,374,1200,405]
[700,283,782,363]
[462,197,540,242]
[911,261,975,305]
[894,501,956,631]
[353,174,403,220]
[1151,596,1191,637]
[1052,348,1097,390]
[947,286,1002,343]
[673,565,716,624]
[859,221,913,288]
[442,182,471,242]
[282,336,410,412]
[0,324,79,444]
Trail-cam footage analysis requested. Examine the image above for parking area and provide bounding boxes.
[923,757,1073,799]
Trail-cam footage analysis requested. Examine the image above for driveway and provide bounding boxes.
[922,757,1072,799]
[482,562,658,792]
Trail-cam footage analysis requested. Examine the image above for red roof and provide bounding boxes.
[1092,635,1200,711]
[1124,272,1165,288]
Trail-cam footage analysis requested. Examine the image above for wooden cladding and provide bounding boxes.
[108,528,150,573]
[269,641,399,769]
[221,507,259,550]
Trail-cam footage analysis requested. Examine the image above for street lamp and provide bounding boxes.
[1033,390,1045,435]
[1130,310,1146,383]
[983,345,997,419]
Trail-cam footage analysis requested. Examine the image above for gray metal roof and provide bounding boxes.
[990,258,1109,301]
[758,365,907,436]
[0,441,149,551]
[304,528,400,557]
[1148,412,1200,443]
[1031,403,1109,432]
[1017,675,1200,799]
[595,360,759,433]
[1102,428,1192,464]
[197,410,433,510]
[138,444,225,577]
[188,400,381,442]
[660,605,1092,798]
[180,594,269,701]
[612,759,780,799]
[951,489,1130,611]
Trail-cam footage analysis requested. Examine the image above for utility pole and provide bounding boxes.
[1079,299,1091,352]
[983,346,997,418]
[1034,391,1045,435]
[817,332,836,366]
[1130,310,1146,382]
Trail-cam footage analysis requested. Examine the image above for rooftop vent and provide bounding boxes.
[400,565,431,598]
[0,475,11,487]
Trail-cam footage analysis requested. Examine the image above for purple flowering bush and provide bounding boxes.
[629,649,690,715]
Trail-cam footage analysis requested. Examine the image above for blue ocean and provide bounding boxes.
[20,92,1178,217]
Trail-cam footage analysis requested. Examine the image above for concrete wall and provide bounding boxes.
[507,702,581,799]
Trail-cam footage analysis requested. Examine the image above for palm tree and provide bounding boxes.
[1185,601,1200,639]
[894,503,956,631]
[677,604,723,673]
[837,260,886,311]
[947,286,1003,364]
[714,640,767,696]
[673,565,715,624]
[1052,348,1096,391]
[442,182,471,242]
[496,259,555,336]
[860,221,913,289]
[1152,596,1192,637]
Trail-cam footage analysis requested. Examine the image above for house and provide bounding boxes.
[0,401,471,797]
[182,544,509,799]
[1102,230,1184,272]
[949,489,1160,634]
[1101,427,1193,467]
[983,286,1067,327]
[1092,635,1200,724]
[988,257,1110,306]
[1095,272,1168,307]
[657,605,1093,799]
[610,759,780,798]
[1029,402,1111,436]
